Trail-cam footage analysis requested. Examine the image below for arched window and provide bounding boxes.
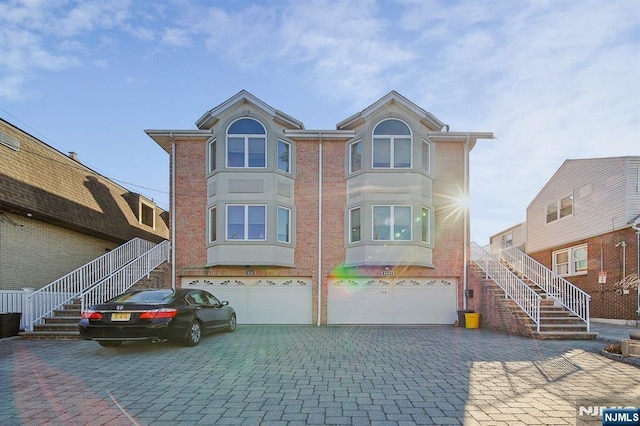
[372,119,412,168]
[226,118,266,168]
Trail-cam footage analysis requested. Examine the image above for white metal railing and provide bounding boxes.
[499,244,591,331]
[81,240,170,312]
[471,242,542,332]
[0,289,30,330]
[23,238,161,331]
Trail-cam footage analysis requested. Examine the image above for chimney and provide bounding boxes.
[68,151,79,161]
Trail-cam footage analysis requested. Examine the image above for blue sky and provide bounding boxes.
[1,0,638,244]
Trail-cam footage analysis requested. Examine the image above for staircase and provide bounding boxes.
[19,241,171,340]
[472,243,596,340]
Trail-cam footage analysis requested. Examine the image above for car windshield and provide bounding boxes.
[110,290,175,304]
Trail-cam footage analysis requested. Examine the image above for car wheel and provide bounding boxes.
[184,320,202,346]
[226,314,237,332]
[98,340,122,348]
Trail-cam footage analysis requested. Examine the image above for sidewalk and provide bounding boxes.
[591,321,640,343]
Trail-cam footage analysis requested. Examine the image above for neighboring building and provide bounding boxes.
[525,157,640,320]
[0,118,170,291]
[146,90,493,325]
[489,222,526,254]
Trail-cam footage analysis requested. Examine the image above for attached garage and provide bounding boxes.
[183,277,312,324]
[328,277,457,324]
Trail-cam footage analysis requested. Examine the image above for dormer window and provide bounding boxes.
[226,118,266,168]
[372,119,412,169]
[139,200,155,228]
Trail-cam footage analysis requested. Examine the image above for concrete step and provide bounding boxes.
[46,316,81,324]
[532,331,597,340]
[19,330,81,340]
[33,323,79,332]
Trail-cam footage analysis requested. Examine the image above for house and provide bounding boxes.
[489,222,526,254]
[0,117,170,292]
[146,90,493,325]
[524,157,640,321]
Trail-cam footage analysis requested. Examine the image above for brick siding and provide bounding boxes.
[527,228,639,320]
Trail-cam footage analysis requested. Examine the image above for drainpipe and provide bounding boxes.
[463,135,469,310]
[317,133,323,326]
[170,132,176,290]
[632,222,640,320]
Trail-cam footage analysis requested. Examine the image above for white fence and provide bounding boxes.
[0,289,30,330]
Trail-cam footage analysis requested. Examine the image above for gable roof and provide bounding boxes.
[195,89,305,131]
[0,118,169,244]
[337,91,445,132]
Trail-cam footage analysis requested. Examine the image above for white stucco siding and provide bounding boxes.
[526,158,630,253]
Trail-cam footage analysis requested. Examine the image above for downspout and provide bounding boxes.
[463,135,469,310]
[170,133,176,290]
[632,222,640,320]
[317,133,323,326]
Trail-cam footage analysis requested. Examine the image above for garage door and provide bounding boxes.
[183,277,312,324]
[328,278,457,324]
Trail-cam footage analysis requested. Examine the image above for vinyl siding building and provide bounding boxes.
[526,157,640,320]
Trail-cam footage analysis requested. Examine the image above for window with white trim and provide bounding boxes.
[546,194,573,223]
[421,207,431,244]
[372,119,412,169]
[277,206,291,243]
[226,118,266,168]
[553,244,587,276]
[349,140,362,173]
[349,207,361,243]
[226,205,266,240]
[208,206,217,243]
[277,139,291,173]
[372,205,411,241]
[208,139,216,173]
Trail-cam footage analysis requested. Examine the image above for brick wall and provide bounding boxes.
[527,227,639,320]
[0,212,118,290]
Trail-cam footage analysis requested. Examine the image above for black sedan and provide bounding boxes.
[79,289,236,347]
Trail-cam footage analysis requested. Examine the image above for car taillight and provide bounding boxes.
[139,308,178,319]
[81,311,103,320]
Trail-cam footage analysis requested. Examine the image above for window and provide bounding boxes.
[209,206,217,243]
[139,202,154,228]
[421,207,430,244]
[546,194,573,223]
[226,118,266,168]
[349,140,362,173]
[208,139,216,173]
[277,206,291,243]
[559,195,573,218]
[349,207,361,243]
[278,140,291,173]
[553,244,587,276]
[0,131,20,151]
[422,139,430,173]
[372,205,411,241]
[226,205,266,241]
[372,119,412,169]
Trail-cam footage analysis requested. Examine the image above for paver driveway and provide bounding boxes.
[1,326,638,425]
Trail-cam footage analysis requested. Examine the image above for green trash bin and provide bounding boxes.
[0,313,22,338]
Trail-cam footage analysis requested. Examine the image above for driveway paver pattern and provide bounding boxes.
[1,326,638,425]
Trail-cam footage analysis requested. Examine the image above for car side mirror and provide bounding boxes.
[221,301,229,306]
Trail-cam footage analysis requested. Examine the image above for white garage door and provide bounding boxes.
[328,277,457,324]
[183,277,312,324]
